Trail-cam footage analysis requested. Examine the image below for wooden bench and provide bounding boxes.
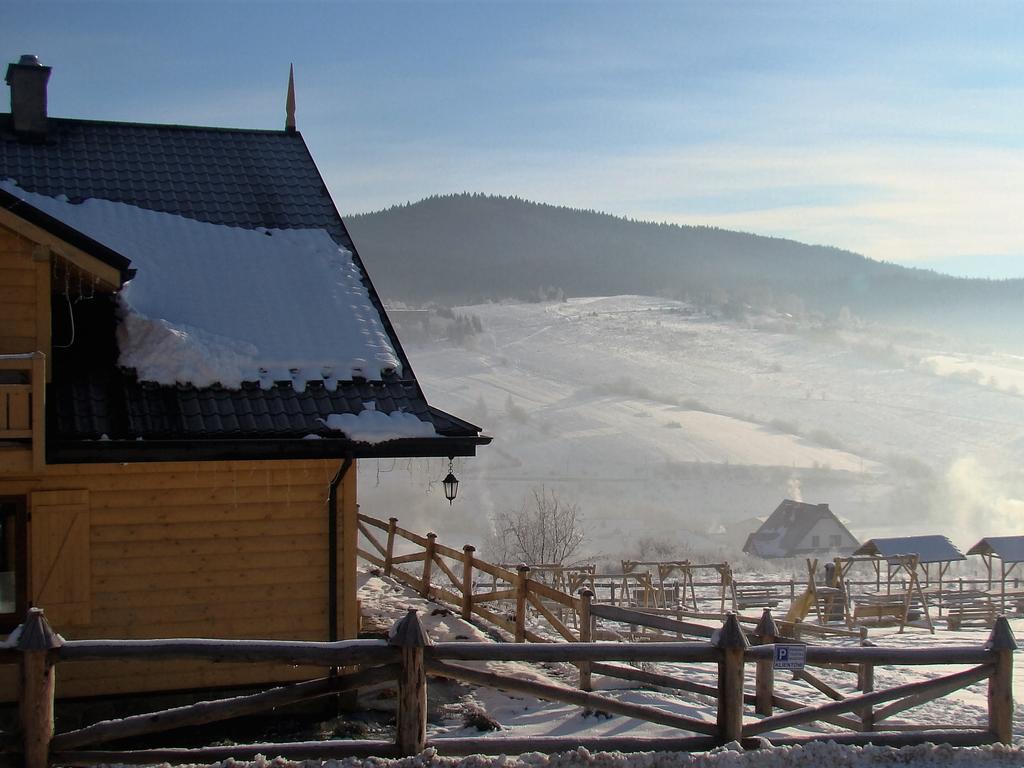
[735,587,780,609]
[946,603,998,630]
[853,602,906,625]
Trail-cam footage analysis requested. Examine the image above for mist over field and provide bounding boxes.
[350,198,1024,567]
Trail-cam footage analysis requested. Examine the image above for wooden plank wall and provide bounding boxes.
[0,458,358,699]
[0,225,41,354]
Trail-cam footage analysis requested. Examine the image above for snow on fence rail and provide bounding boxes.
[1,606,1017,766]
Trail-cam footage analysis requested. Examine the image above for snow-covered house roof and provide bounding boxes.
[742,499,859,558]
[0,112,489,462]
[853,536,965,564]
[966,536,1024,563]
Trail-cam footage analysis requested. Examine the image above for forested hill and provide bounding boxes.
[346,193,1024,333]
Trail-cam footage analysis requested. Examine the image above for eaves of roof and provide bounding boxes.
[48,433,492,464]
[0,186,132,281]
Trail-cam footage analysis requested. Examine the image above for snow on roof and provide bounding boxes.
[318,402,437,443]
[967,536,1024,562]
[1,179,401,389]
[853,535,965,563]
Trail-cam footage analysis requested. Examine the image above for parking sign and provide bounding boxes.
[773,644,806,670]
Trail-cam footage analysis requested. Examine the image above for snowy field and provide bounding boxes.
[109,297,1024,767]
[360,296,1024,565]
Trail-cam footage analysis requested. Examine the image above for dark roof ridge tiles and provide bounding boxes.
[2,113,300,137]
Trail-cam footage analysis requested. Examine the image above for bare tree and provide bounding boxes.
[488,485,585,565]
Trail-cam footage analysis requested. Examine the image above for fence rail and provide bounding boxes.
[358,513,582,642]
[2,606,1016,767]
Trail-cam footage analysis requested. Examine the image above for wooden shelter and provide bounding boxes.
[0,56,488,698]
[967,536,1024,613]
[620,560,737,613]
[853,536,965,593]
[832,554,934,633]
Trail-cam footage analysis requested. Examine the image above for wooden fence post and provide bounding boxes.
[578,588,594,691]
[858,661,875,731]
[17,608,63,768]
[715,612,749,744]
[515,564,530,643]
[384,517,398,577]
[389,608,429,756]
[420,533,437,598]
[461,545,476,620]
[753,608,777,716]
[986,616,1017,744]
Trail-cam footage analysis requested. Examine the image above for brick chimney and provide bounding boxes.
[6,54,52,138]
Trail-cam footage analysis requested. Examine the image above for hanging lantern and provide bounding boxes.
[442,457,459,505]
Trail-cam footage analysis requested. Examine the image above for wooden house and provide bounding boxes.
[0,55,488,698]
[742,499,859,559]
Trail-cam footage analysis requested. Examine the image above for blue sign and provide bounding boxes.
[773,644,806,670]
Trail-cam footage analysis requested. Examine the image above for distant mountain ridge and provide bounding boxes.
[346,194,1024,336]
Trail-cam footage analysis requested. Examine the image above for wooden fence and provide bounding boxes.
[1,607,1016,766]
[357,513,583,642]
[356,515,877,643]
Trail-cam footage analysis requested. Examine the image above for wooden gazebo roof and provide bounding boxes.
[853,535,965,564]
[967,536,1024,564]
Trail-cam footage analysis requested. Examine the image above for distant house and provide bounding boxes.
[0,56,489,698]
[743,500,859,558]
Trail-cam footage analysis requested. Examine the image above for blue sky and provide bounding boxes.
[6,2,1024,278]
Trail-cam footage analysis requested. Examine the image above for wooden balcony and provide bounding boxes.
[0,352,45,472]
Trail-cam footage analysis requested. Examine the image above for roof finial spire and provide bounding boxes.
[285,63,296,133]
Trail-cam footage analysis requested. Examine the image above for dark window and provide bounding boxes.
[830,535,842,548]
[0,498,27,633]
[811,535,820,548]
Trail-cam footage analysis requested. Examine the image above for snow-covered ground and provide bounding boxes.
[359,571,1024,743]
[109,570,1024,767]
[360,297,1024,564]
[132,742,1024,768]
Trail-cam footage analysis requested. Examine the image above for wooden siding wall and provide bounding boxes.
[0,458,358,699]
[0,224,47,355]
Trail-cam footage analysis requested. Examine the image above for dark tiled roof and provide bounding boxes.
[1,114,487,456]
[0,116,352,248]
[52,373,445,440]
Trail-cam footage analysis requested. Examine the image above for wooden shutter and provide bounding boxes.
[30,489,90,626]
